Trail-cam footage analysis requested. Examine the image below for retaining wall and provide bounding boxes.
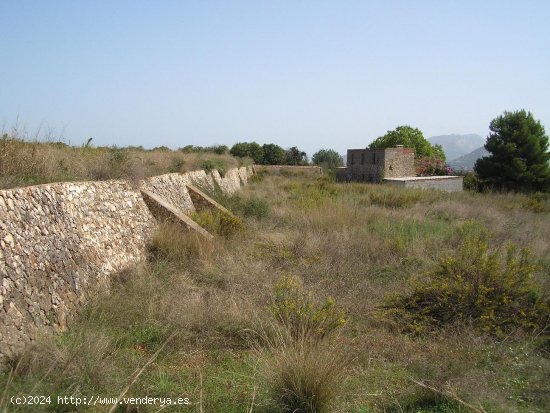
[0,166,253,366]
[384,176,463,192]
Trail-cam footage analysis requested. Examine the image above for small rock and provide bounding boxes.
[4,234,14,248]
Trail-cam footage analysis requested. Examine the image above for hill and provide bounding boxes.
[428,134,485,161]
[448,146,489,171]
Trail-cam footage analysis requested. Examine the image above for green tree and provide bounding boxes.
[370,125,446,160]
[312,149,343,169]
[285,146,308,165]
[230,142,264,164]
[262,143,287,165]
[475,110,550,192]
[210,144,228,154]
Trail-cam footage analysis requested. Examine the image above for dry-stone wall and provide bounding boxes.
[0,166,253,367]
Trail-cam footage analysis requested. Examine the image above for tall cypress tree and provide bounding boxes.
[475,110,550,192]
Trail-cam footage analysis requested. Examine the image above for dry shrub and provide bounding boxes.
[148,222,214,267]
[0,133,241,190]
[261,337,348,413]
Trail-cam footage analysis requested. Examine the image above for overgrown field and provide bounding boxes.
[0,134,245,189]
[2,174,550,412]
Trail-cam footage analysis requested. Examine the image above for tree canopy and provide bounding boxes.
[229,142,264,164]
[229,142,308,165]
[285,146,308,165]
[369,125,446,160]
[261,143,287,165]
[312,149,343,169]
[474,110,550,192]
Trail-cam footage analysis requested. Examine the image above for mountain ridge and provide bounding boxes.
[428,134,485,161]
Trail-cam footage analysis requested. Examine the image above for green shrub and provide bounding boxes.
[462,171,483,192]
[242,197,270,219]
[522,192,550,213]
[200,159,227,177]
[380,229,550,336]
[192,209,245,237]
[248,172,265,183]
[168,157,185,173]
[270,274,346,343]
[108,147,130,178]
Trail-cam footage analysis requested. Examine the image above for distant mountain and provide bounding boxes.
[448,146,489,171]
[428,134,485,161]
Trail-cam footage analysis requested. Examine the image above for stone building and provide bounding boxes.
[336,145,415,182]
[335,144,463,192]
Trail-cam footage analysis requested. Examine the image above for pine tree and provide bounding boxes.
[475,110,550,192]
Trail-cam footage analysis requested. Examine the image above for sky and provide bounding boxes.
[1,0,550,157]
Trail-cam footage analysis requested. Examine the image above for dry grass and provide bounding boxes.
[0,133,246,189]
[2,174,550,412]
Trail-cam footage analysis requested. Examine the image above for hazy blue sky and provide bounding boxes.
[2,0,549,156]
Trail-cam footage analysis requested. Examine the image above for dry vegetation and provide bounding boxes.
[1,173,550,412]
[0,133,246,189]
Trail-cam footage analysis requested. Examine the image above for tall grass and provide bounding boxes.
[0,133,245,189]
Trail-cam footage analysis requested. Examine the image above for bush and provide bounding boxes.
[415,156,452,176]
[522,192,550,213]
[192,209,245,237]
[168,157,185,173]
[270,274,346,343]
[462,171,483,192]
[248,172,265,184]
[381,227,550,336]
[242,197,270,219]
[199,159,227,177]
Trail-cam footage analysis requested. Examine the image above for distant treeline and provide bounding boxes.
[159,142,309,166]
[229,142,308,165]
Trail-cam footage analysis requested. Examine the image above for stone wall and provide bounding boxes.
[0,166,253,367]
[383,148,415,178]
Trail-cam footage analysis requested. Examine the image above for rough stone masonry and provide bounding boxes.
[0,166,253,367]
